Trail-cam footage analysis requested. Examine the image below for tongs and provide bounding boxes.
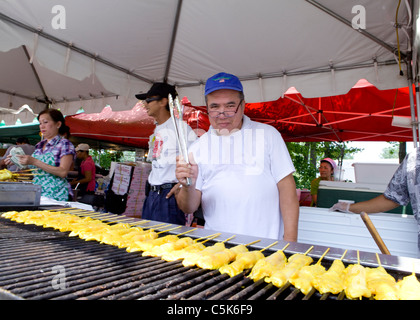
[168,94,191,186]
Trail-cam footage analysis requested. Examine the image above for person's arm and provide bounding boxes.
[349,194,400,214]
[174,154,201,214]
[278,173,299,242]
[72,170,93,185]
[17,154,73,179]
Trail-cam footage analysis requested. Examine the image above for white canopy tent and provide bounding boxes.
[0,0,418,129]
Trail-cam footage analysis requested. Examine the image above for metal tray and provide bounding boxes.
[0,182,41,207]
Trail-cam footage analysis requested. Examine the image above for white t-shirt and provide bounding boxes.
[147,117,197,186]
[189,115,295,239]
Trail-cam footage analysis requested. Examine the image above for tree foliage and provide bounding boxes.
[286,141,362,189]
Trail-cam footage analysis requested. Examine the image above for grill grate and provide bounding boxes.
[0,217,413,300]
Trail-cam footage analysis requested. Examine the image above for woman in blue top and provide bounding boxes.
[11,109,75,201]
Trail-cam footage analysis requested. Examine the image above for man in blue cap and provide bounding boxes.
[175,72,299,241]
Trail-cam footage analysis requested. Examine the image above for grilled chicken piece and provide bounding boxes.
[343,264,371,299]
[312,259,346,295]
[161,242,207,262]
[196,245,249,270]
[365,266,399,300]
[266,254,313,288]
[397,273,420,300]
[219,251,265,277]
[143,237,195,257]
[248,250,287,281]
[290,263,326,295]
[182,242,226,267]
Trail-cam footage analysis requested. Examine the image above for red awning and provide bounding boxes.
[243,80,414,142]
[66,99,210,148]
[66,80,415,148]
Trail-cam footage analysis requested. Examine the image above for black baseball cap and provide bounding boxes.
[135,83,177,100]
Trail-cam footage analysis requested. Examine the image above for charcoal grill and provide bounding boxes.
[1,210,420,301]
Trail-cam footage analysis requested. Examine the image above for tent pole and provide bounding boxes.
[407,68,418,147]
[415,81,420,147]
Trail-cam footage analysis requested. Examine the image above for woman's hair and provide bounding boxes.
[38,108,70,136]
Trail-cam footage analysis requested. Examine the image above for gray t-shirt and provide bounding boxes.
[384,148,420,250]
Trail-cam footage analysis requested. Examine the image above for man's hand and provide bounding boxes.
[175,153,198,188]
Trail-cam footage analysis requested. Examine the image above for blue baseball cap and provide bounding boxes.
[205,72,243,95]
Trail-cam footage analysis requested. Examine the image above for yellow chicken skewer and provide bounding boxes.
[248,243,290,282]
[265,246,314,288]
[397,262,420,300]
[312,250,347,299]
[343,250,371,300]
[365,253,399,300]
[182,235,236,267]
[160,233,221,262]
[218,241,279,277]
[194,240,261,270]
[289,248,330,296]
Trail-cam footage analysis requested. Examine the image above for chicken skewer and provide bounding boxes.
[195,240,261,270]
[161,233,221,262]
[265,246,314,288]
[343,250,371,299]
[397,263,420,300]
[142,232,219,258]
[289,248,330,295]
[365,253,399,300]
[248,243,290,282]
[218,241,279,277]
[125,226,183,252]
[182,235,236,267]
[6,209,419,298]
[312,250,347,299]
[133,228,196,253]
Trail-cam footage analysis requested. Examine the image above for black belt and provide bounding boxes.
[150,183,177,193]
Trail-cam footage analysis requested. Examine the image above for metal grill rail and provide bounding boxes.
[0,217,415,300]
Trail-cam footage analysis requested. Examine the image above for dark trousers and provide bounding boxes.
[142,189,186,225]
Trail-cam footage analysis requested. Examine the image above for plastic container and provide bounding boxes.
[353,162,399,185]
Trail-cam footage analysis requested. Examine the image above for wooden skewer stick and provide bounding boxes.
[304,246,314,255]
[175,228,197,237]
[17,168,38,172]
[244,240,261,247]
[129,220,151,226]
[280,243,290,252]
[315,248,330,264]
[156,225,183,235]
[196,233,222,243]
[221,235,236,243]
[142,223,170,229]
[259,241,278,253]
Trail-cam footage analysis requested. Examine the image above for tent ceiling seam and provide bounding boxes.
[21,45,50,105]
[304,0,408,61]
[0,12,153,85]
[164,0,183,83]
[176,60,401,88]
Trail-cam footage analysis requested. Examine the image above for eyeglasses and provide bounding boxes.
[207,100,243,118]
[145,97,161,103]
